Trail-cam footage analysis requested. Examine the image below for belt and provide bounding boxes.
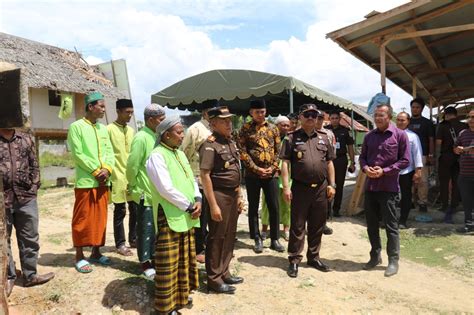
[293,180,324,188]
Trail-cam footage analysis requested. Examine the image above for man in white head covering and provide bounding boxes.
[126,103,165,278]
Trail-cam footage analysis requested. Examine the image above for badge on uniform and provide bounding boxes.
[336,142,341,149]
[224,161,230,169]
[297,151,303,159]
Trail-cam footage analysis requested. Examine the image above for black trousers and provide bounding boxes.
[399,171,414,224]
[364,191,400,261]
[438,155,460,209]
[332,155,348,213]
[458,175,474,227]
[113,201,137,248]
[245,176,280,240]
[195,190,208,255]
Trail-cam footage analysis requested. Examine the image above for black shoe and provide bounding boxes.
[323,225,333,235]
[254,238,263,253]
[419,205,428,212]
[307,259,332,272]
[363,255,382,270]
[207,283,236,294]
[223,276,244,285]
[333,210,341,217]
[270,239,285,252]
[384,260,399,277]
[456,226,474,234]
[399,222,408,229]
[287,263,298,278]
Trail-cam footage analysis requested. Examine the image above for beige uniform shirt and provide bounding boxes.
[181,119,211,185]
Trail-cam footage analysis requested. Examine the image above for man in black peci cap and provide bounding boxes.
[280,104,336,278]
[237,99,285,253]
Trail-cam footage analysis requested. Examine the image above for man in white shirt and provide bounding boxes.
[396,112,423,229]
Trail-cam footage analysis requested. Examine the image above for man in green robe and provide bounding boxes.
[68,91,115,273]
[126,103,165,278]
[107,99,136,256]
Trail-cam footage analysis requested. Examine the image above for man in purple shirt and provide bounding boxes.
[359,104,410,277]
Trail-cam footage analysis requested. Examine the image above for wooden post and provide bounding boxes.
[429,97,434,121]
[0,177,8,314]
[380,44,386,94]
[412,79,417,98]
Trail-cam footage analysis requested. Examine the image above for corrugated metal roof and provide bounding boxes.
[327,0,474,107]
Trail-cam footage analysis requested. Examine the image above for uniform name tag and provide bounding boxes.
[336,142,341,149]
[205,147,214,151]
[295,142,305,145]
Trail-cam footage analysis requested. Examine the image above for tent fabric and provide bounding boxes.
[152,69,352,110]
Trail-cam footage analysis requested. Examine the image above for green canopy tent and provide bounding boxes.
[151,69,373,129]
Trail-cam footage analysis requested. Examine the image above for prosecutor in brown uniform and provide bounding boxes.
[200,106,243,294]
[281,104,336,278]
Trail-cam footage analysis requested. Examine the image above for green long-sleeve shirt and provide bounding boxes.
[126,126,156,206]
[67,118,114,188]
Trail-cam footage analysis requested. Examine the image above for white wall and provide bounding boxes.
[29,88,76,129]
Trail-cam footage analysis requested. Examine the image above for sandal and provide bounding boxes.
[117,245,134,256]
[89,255,112,266]
[75,259,93,273]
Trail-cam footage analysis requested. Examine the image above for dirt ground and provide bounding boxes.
[6,186,474,314]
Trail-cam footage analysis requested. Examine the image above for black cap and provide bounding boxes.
[201,99,220,110]
[250,99,266,109]
[208,106,234,119]
[299,103,318,113]
[116,99,133,109]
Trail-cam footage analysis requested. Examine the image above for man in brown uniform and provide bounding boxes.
[200,106,243,294]
[281,104,336,278]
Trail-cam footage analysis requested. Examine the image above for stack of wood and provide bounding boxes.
[0,179,8,314]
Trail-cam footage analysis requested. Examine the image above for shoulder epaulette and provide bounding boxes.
[207,135,216,143]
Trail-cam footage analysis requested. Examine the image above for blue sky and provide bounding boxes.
[1,0,415,119]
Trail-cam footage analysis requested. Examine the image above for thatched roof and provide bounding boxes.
[0,32,123,98]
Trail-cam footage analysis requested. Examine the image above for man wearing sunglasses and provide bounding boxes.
[280,104,336,278]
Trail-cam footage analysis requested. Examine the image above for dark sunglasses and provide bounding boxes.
[302,111,321,119]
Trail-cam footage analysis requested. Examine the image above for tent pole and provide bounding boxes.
[289,89,294,113]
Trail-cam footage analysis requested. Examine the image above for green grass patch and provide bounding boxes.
[360,228,474,274]
[39,151,75,168]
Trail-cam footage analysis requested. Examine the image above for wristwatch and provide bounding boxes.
[328,184,337,189]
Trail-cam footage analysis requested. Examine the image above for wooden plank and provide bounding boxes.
[380,44,386,94]
[347,171,366,216]
[385,23,474,43]
[344,1,472,49]
[0,178,8,314]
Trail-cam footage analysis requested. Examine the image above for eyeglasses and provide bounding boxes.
[302,111,320,119]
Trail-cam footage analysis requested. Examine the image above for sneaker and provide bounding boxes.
[456,226,474,234]
[283,230,290,241]
[323,225,333,235]
[261,232,267,240]
[399,223,408,229]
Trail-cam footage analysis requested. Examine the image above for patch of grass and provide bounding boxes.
[359,229,474,274]
[39,151,75,168]
[39,176,75,191]
[46,232,70,246]
[298,277,316,289]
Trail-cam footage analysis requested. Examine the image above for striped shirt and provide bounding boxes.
[456,128,474,177]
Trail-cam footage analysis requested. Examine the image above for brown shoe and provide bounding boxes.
[6,279,15,297]
[196,254,205,264]
[23,272,55,287]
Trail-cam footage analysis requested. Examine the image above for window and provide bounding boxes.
[48,90,61,106]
